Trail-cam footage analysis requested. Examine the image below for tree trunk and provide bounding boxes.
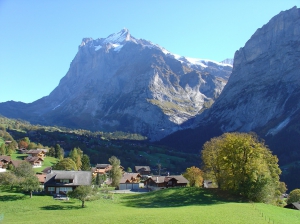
[81,200,85,208]
[30,191,32,198]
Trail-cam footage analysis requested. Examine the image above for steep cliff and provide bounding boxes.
[160,7,300,164]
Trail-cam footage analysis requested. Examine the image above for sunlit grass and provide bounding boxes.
[0,187,299,224]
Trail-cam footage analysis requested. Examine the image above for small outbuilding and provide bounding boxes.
[284,202,300,210]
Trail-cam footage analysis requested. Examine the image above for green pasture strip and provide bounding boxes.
[10,153,27,160]
[0,187,299,224]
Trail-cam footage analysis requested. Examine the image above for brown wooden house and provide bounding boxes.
[27,149,47,158]
[25,156,44,168]
[135,166,151,175]
[0,156,11,171]
[144,175,189,190]
[119,172,142,190]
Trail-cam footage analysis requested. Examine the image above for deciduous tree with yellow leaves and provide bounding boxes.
[202,132,283,203]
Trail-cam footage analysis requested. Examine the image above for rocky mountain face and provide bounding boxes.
[160,7,300,164]
[0,29,232,140]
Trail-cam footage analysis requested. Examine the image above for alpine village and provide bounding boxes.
[1,6,300,224]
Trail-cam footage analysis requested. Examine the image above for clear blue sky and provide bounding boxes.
[0,0,299,103]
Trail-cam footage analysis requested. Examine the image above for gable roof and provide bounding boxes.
[27,149,46,154]
[119,172,141,184]
[25,156,44,163]
[42,167,52,174]
[95,164,111,169]
[170,175,189,184]
[11,160,24,168]
[284,202,300,210]
[0,156,11,162]
[44,170,92,186]
[146,175,189,184]
[135,166,151,172]
[36,174,47,183]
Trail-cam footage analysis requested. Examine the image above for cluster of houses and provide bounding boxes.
[0,149,47,172]
[37,164,188,195]
[1,149,189,196]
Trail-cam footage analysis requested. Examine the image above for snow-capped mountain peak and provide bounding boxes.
[103,28,134,44]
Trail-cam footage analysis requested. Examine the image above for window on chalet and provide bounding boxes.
[59,187,73,192]
[59,179,70,183]
[48,187,55,192]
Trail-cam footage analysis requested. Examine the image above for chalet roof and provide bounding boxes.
[25,156,44,163]
[44,170,92,186]
[42,167,52,174]
[0,155,11,162]
[36,174,46,183]
[284,202,300,210]
[119,172,141,184]
[135,166,151,172]
[95,164,110,169]
[36,148,48,152]
[170,175,189,184]
[11,160,24,168]
[27,149,46,154]
[147,175,189,184]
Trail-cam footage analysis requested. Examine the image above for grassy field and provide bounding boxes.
[9,154,58,173]
[0,187,299,224]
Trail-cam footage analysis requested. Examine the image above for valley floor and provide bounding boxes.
[0,188,299,224]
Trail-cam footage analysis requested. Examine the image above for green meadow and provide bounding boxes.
[0,187,299,224]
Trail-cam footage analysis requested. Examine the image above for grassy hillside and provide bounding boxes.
[0,187,299,224]
[9,153,58,173]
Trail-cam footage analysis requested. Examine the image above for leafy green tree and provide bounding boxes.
[0,143,5,155]
[287,189,300,204]
[127,167,132,173]
[6,141,17,155]
[202,132,282,203]
[0,172,19,189]
[68,185,96,208]
[20,175,40,198]
[55,144,64,160]
[27,142,37,150]
[53,158,77,170]
[48,147,55,157]
[183,166,204,187]
[81,154,91,171]
[108,156,122,187]
[14,161,35,178]
[69,147,83,170]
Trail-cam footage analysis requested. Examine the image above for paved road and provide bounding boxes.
[109,189,150,194]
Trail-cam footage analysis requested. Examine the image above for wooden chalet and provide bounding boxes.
[92,164,124,176]
[44,170,92,195]
[91,164,112,176]
[144,175,189,190]
[27,149,47,158]
[135,166,151,175]
[119,173,142,190]
[25,156,44,168]
[0,156,11,172]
